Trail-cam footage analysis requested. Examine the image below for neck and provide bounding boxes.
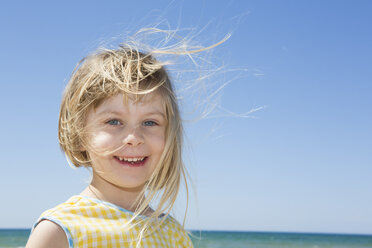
[81,174,146,213]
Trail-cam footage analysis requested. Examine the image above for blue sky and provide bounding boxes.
[0,0,371,235]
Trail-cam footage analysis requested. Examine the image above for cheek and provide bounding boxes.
[144,129,165,153]
[154,136,166,154]
[90,131,117,151]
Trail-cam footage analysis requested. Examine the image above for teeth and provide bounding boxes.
[117,157,145,162]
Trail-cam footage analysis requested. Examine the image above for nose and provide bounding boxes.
[122,126,144,146]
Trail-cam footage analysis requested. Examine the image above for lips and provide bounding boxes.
[113,156,148,167]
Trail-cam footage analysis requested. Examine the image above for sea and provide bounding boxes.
[1,229,371,248]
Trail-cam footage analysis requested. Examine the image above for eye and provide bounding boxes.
[106,119,122,126]
[143,120,158,126]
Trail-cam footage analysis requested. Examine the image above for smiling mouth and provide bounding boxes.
[114,156,148,167]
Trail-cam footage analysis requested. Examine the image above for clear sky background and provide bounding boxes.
[0,0,371,235]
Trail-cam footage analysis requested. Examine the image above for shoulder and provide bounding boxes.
[26,220,69,248]
[165,216,194,247]
[26,196,83,248]
[36,195,88,223]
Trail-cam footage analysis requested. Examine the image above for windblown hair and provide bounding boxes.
[58,42,185,238]
[58,28,229,243]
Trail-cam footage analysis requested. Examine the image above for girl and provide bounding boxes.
[26,33,197,247]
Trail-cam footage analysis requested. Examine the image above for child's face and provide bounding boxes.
[84,92,166,191]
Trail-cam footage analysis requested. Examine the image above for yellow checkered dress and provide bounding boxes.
[33,195,193,248]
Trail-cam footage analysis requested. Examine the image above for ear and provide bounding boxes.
[78,135,89,152]
[79,144,86,152]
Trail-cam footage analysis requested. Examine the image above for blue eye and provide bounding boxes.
[143,120,157,126]
[107,119,121,125]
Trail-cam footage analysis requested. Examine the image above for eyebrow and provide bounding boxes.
[96,110,166,119]
[147,111,166,118]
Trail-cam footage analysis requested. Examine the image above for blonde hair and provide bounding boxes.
[58,28,229,243]
[58,38,187,244]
